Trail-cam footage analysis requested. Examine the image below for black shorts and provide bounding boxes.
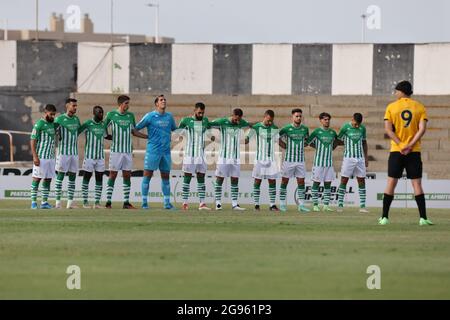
[388,152,422,179]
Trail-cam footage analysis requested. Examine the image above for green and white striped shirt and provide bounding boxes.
[210,117,250,160]
[178,116,211,158]
[279,123,309,163]
[338,122,366,159]
[105,110,136,154]
[307,127,337,167]
[79,119,106,160]
[55,113,81,156]
[247,122,279,161]
[31,119,56,159]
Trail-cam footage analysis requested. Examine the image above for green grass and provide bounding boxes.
[0,200,449,299]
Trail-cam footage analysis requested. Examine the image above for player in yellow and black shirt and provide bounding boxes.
[380,80,433,226]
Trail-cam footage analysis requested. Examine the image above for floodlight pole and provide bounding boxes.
[147,2,160,43]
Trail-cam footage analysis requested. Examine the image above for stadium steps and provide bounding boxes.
[61,93,450,179]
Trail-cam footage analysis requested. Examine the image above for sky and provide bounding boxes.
[1,0,449,43]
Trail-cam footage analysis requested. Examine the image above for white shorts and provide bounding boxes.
[252,160,280,179]
[341,157,366,178]
[312,166,335,182]
[281,161,306,179]
[82,158,106,173]
[32,159,56,179]
[182,156,207,174]
[55,154,79,173]
[109,152,133,171]
[215,164,240,178]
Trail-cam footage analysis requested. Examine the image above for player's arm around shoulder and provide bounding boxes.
[78,119,88,135]
[30,121,41,166]
[306,128,317,147]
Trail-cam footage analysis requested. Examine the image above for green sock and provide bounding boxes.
[253,183,261,205]
[279,183,288,205]
[182,175,192,203]
[95,178,103,204]
[312,182,320,206]
[41,180,51,203]
[197,176,205,203]
[67,173,76,201]
[297,183,305,205]
[231,181,239,206]
[31,180,40,203]
[338,183,346,207]
[269,182,276,206]
[82,177,90,204]
[106,178,115,203]
[123,177,131,203]
[215,179,223,203]
[359,182,366,208]
[55,172,65,201]
[323,182,331,206]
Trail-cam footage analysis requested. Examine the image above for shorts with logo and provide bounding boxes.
[340,157,366,178]
[281,161,306,178]
[82,158,106,173]
[144,152,171,172]
[55,154,79,173]
[109,152,133,171]
[32,159,56,179]
[312,166,335,182]
[252,160,280,179]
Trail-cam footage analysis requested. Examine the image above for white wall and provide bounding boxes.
[0,41,17,86]
[171,44,213,94]
[77,42,129,93]
[332,44,373,95]
[252,44,292,95]
[414,44,450,95]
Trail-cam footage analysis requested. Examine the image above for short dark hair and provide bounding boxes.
[44,104,56,112]
[265,109,275,118]
[195,102,206,110]
[117,95,130,105]
[93,105,103,113]
[353,112,363,124]
[395,80,413,96]
[292,108,303,115]
[319,112,331,120]
[233,108,243,117]
[154,94,165,105]
[65,98,77,105]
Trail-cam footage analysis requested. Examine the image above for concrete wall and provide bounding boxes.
[2,41,450,97]
[77,42,129,93]
[0,41,77,161]
[212,44,252,95]
[171,44,213,94]
[292,44,332,95]
[414,44,450,95]
[0,41,16,87]
[129,43,172,93]
[252,44,292,95]
[373,44,414,95]
[332,44,373,95]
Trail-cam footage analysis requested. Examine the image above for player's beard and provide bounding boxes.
[195,116,203,121]
[46,116,54,123]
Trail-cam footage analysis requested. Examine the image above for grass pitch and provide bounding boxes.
[0,200,449,299]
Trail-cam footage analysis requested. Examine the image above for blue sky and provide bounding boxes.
[1,0,449,43]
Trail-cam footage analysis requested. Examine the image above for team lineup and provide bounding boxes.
[29,81,433,225]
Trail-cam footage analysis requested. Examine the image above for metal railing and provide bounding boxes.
[0,130,31,162]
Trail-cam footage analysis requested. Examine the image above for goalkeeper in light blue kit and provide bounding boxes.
[135,94,177,209]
